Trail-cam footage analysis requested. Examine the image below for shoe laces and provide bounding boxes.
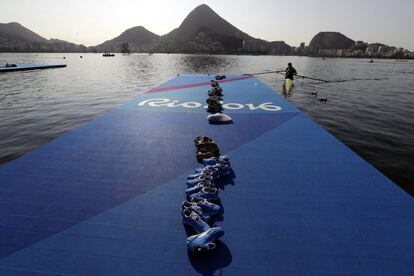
[191,212,203,225]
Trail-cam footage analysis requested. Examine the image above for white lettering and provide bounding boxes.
[247,102,282,112]
[137,98,282,112]
[138,98,170,107]
[179,102,202,108]
[166,100,181,107]
[222,103,244,110]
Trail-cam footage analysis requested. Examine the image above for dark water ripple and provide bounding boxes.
[1,53,413,195]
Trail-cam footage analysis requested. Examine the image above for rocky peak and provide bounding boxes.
[309,32,355,53]
[171,4,252,42]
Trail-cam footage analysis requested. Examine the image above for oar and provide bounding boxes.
[295,74,330,83]
[244,70,284,76]
[246,70,330,83]
[272,71,330,83]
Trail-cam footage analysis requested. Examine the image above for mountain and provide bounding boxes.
[309,32,355,54]
[0,5,293,54]
[153,4,291,54]
[0,22,48,42]
[167,4,252,43]
[0,22,87,52]
[93,26,159,52]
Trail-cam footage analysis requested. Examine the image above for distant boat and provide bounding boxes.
[103,53,115,57]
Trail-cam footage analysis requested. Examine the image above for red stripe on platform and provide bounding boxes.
[146,75,253,94]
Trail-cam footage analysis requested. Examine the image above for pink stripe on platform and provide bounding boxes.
[146,75,253,94]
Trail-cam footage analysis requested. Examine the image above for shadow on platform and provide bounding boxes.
[188,240,232,276]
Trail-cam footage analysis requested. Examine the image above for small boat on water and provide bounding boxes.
[103,53,115,57]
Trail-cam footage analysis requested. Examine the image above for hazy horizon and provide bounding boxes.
[1,0,413,50]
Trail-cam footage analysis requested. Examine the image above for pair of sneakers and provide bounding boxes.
[182,197,224,254]
[199,156,231,176]
[188,166,219,183]
[187,173,214,187]
[181,198,221,224]
[195,136,220,163]
[190,157,231,184]
[206,99,223,114]
[206,95,222,104]
[194,136,214,147]
[208,87,223,97]
[182,209,224,254]
[187,186,219,202]
[201,155,230,166]
[210,80,220,88]
[183,198,221,215]
[187,227,224,254]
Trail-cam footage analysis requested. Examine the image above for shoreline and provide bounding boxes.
[0,52,413,60]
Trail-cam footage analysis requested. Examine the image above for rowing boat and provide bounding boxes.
[284,78,293,92]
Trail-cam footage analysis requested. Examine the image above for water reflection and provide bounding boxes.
[177,54,238,74]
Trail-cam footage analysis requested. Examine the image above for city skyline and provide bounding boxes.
[1,0,413,50]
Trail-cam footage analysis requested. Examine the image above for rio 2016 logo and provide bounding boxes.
[137,98,282,112]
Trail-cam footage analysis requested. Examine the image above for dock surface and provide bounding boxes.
[0,64,66,73]
[0,74,413,275]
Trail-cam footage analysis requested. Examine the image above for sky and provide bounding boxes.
[1,0,413,50]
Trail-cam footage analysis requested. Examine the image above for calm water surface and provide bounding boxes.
[1,53,413,195]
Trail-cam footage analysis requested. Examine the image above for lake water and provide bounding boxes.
[1,53,413,195]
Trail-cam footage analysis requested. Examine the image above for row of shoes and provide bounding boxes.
[206,79,232,124]
[182,140,232,254]
[182,77,231,254]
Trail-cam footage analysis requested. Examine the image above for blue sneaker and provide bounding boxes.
[218,155,230,163]
[190,198,221,215]
[194,164,230,180]
[187,167,214,179]
[214,163,231,176]
[201,157,218,166]
[187,227,224,254]
[182,202,211,222]
[187,174,214,188]
[187,171,219,181]
[190,187,219,201]
[194,165,215,174]
[182,209,210,233]
[185,183,205,196]
[202,155,230,166]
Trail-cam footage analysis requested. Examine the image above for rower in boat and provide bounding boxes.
[284,62,297,93]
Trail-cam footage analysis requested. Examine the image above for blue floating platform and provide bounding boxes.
[0,64,66,73]
[1,74,413,275]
